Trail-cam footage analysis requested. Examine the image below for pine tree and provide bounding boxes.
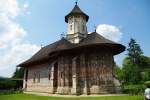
[127,38,143,64]
[121,38,143,84]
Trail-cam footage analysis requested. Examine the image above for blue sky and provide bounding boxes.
[0,0,150,77]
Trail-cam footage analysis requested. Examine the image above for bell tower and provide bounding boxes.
[65,2,89,43]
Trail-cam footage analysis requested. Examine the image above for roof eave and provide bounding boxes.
[65,13,89,23]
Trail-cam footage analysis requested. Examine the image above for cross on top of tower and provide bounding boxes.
[75,0,78,5]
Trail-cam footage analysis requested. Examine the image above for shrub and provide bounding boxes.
[0,79,23,90]
[144,81,150,86]
[122,84,145,95]
[0,80,16,89]
[0,90,23,95]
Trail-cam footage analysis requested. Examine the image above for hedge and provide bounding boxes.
[122,84,146,95]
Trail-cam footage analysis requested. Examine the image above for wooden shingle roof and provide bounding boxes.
[18,38,73,67]
[18,32,125,67]
[65,4,89,22]
[78,32,125,55]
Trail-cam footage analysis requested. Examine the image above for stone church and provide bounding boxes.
[18,3,125,95]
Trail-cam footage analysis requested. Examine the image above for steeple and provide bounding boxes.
[75,0,78,5]
[65,3,89,43]
[65,3,89,23]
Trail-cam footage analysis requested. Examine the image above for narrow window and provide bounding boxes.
[38,73,40,83]
[70,25,72,30]
[33,73,36,83]
[48,70,51,80]
[82,25,85,31]
[60,72,63,78]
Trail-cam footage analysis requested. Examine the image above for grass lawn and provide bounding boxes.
[0,93,143,100]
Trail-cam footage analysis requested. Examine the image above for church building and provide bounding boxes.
[18,3,125,95]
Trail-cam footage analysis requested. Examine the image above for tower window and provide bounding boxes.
[69,19,72,24]
[82,25,84,31]
[75,18,77,22]
[70,25,72,30]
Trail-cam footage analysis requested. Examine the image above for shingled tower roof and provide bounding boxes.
[65,3,89,22]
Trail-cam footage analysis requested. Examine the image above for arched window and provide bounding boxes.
[38,73,40,83]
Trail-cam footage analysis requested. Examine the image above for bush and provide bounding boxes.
[144,81,150,86]
[122,84,145,95]
[0,79,23,90]
[0,90,23,95]
[0,80,16,89]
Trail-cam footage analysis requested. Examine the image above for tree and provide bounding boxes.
[122,57,141,84]
[121,38,143,84]
[139,55,150,70]
[12,67,24,78]
[113,63,123,81]
[127,38,143,64]
[12,67,24,89]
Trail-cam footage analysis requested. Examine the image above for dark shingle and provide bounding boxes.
[65,4,89,23]
[18,38,73,67]
[18,32,125,67]
[78,32,125,55]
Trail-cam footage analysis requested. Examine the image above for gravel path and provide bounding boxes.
[24,91,128,97]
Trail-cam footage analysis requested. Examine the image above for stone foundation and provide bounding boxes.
[56,87,71,94]
[90,85,100,94]
[71,87,78,95]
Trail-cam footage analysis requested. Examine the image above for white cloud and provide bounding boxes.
[96,24,123,42]
[0,42,40,77]
[0,15,26,48]
[0,0,19,18]
[23,2,30,15]
[0,0,40,77]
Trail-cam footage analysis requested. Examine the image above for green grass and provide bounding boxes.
[0,93,143,100]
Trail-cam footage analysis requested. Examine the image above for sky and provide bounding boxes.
[0,0,150,77]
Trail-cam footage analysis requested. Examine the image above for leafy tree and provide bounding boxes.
[138,55,150,70]
[121,38,143,84]
[12,67,24,78]
[122,58,141,84]
[12,67,24,89]
[113,61,142,84]
[113,63,123,81]
[127,38,143,64]
[141,71,150,82]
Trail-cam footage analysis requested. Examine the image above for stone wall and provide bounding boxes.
[24,62,55,93]
[24,49,116,95]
